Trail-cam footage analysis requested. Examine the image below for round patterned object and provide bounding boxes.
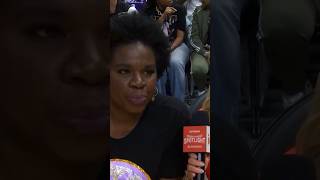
[110,159,151,180]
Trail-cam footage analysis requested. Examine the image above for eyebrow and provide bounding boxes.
[114,64,156,68]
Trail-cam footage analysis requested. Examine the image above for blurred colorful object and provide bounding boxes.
[110,159,151,180]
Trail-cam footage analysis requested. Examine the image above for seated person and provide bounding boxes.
[110,0,137,16]
[189,0,210,94]
[176,0,202,41]
[109,14,190,179]
[125,0,147,12]
[144,0,190,102]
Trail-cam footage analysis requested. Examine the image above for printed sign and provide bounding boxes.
[183,126,210,153]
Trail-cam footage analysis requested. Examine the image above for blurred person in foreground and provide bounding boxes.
[0,0,107,179]
[110,0,138,16]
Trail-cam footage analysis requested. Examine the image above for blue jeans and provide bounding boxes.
[157,43,190,102]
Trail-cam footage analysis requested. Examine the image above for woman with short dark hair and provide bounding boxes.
[109,14,190,180]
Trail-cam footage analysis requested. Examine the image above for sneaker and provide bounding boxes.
[192,89,207,97]
[197,89,207,97]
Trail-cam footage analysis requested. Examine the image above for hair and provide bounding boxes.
[202,0,209,10]
[110,13,170,79]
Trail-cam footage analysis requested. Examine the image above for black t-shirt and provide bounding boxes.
[145,4,186,43]
[110,95,190,179]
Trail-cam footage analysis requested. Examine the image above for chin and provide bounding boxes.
[128,108,146,115]
[127,105,148,114]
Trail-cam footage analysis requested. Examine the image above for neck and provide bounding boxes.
[110,0,118,14]
[110,103,142,139]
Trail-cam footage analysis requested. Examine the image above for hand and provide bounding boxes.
[170,45,176,52]
[164,7,177,16]
[204,51,210,64]
[185,153,209,179]
[204,44,210,50]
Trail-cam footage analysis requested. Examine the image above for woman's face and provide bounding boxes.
[110,42,157,115]
[0,0,107,162]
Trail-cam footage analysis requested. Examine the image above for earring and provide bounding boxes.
[152,87,158,102]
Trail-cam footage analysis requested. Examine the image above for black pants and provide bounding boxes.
[261,0,319,94]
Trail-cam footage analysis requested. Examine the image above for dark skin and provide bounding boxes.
[110,0,117,14]
[0,0,107,179]
[110,42,157,139]
[110,42,180,180]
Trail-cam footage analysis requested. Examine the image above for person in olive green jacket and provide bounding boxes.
[189,0,210,93]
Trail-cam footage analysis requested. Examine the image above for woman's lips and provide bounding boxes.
[127,95,147,106]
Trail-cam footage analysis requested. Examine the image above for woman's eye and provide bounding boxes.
[118,69,130,74]
[144,69,156,76]
[27,24,66,39]
[144,70,155,76]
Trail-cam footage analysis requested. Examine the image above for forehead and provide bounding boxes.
[111,43,155,64]
[1,0,106,23]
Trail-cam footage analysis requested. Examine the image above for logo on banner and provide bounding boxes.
[183,126,210,153]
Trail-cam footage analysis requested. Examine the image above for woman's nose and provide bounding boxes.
[129,73,146,88]
[61,34,106,86]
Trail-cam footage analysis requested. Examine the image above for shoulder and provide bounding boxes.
[194,6,209,17]
[173,4,186,14]
[188,110,210,126]
[153,95,190,117]
[173,4,184,10]
[143,3,156,14]
[146,95,190,135]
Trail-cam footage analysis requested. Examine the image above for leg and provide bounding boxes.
[168,43,190,102]
[156,70,168,96]
[191,53,209,91]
